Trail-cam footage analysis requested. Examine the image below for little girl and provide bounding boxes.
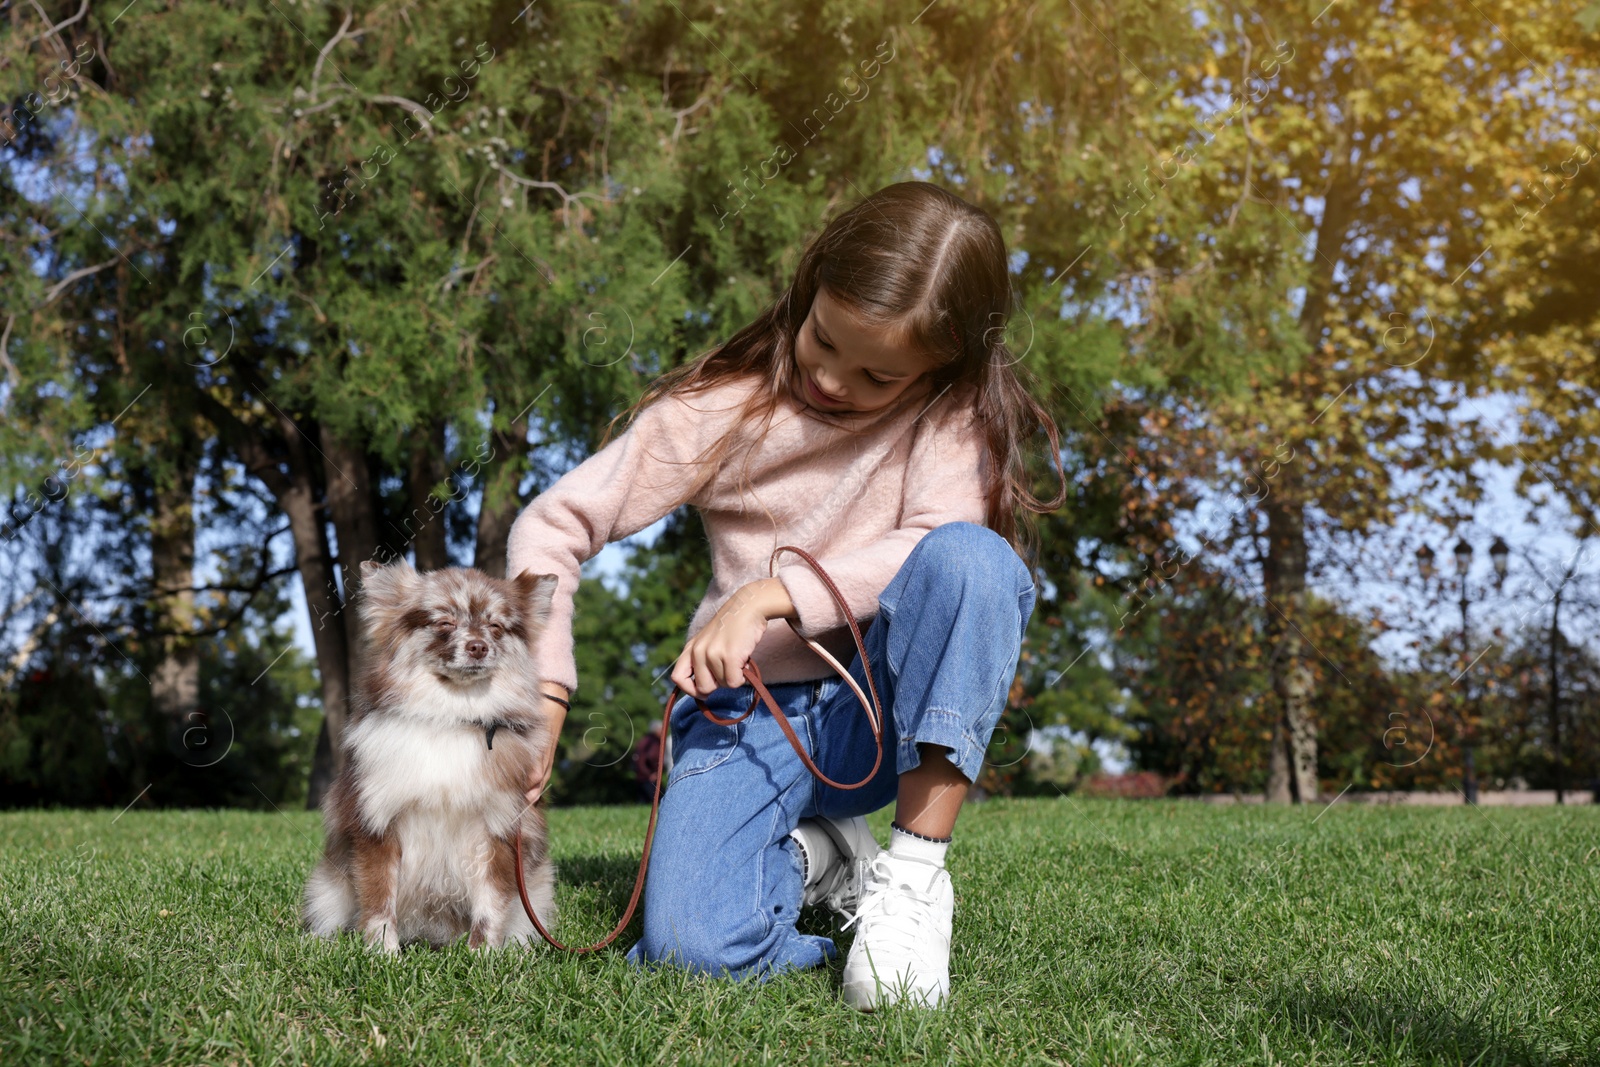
[506,180,1064,1009]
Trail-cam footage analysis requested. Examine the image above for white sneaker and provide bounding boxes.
[840,852,954,1010]
[792,815,881,921]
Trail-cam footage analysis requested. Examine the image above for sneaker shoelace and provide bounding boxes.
[819,853,869,915]
[840,855,940,949]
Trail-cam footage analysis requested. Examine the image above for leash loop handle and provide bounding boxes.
[515,544,885,952]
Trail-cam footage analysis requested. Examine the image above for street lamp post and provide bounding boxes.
[1414,534,1508,806]
[1453,538,1478,805]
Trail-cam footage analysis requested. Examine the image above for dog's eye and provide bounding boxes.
[488,623,505,639]
[432,619,457,632]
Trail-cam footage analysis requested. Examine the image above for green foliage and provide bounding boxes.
[4,0,1598,808]
[0,661,107,805]
[0,602,319,809]
[1114,560,1455,797]
[982,570,1141,796]
[1429,625,1600,794]
[1018,731,1102,796]
[1122,568,1277,794]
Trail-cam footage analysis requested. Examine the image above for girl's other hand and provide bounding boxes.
[671,578,793,697]
[525,685,569,805]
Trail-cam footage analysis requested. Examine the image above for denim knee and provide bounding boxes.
[861,521,1038,782]
[898,521,1036,635]
[627,687,836,981]
[628,837,833,981]
[632,916,764,979]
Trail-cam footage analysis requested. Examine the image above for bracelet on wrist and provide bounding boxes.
[539,692,571,711]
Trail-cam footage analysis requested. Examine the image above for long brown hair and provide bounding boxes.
[603,180,1067,564]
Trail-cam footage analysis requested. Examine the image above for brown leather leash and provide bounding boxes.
[513,544,886,953]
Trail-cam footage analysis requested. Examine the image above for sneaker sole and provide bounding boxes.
[841,978,948,1011]
[842,940,948,1010]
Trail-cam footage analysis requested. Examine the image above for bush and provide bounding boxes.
[1017,733,1100,795]
[1079,771,1170,798]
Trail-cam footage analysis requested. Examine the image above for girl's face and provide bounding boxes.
[792,285,937,414]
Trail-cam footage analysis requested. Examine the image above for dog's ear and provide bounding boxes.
[512,571,559,629]
[358,557,420,622]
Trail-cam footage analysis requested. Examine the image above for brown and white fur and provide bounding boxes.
[302,559,561,953]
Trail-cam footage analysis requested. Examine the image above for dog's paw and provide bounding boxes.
[363,919,401,954]
[467,920,505,951]
[502,929,538,950]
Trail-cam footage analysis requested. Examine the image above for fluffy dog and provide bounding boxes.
[302,559,561,952]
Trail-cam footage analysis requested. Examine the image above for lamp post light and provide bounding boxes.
[1415,534,1506,806]
[1490,537,1510,583]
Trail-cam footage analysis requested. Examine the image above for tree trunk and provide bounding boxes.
[408,419,450,571]
[321,426,383,595]
[473,407,530,578]
[1267,719,1292,803]
[1263,488,1318,803]
[284,483,349,807]
[148,438,201,764]
[1285,655,1319,802]
[314,428,383,795]
[1257,170,1354,805]
[279,426,353,809]
[192,389,360,809]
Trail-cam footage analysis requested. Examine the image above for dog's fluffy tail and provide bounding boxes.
[302,858,357,937]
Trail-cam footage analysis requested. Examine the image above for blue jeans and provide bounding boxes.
[623,521,1037,980]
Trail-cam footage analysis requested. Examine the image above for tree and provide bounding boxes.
[13,0,1173,803]
[1095,0,1600,800]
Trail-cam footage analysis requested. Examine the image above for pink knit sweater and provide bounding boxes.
[505,371,990,694]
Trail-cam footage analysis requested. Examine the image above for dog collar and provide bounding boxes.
[482,719,530,750]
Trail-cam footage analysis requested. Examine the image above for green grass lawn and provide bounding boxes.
[3,798,1598,1066]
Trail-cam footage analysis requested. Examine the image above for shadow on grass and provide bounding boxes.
[553,852,853,982]
[1271,985,1586,1067]
[547,852,654,952]
[555,853,646,911]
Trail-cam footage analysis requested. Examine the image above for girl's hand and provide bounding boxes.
[525,685,570,805]
[671,578,794,698]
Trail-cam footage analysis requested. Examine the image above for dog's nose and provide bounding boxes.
[466,639,489,660]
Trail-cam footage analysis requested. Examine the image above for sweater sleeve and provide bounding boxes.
[506,382,752,693]
[773,395,990,639]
